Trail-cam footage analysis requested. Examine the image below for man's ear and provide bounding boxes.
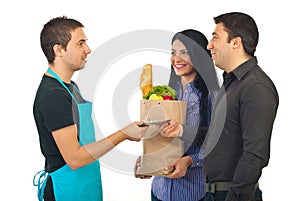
[53,44,63,57]
[231,37,242,49]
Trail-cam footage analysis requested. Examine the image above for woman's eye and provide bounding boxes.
[171,50,188,56]
[182,50,188,55]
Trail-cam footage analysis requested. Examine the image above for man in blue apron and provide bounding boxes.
[33,16,148,201]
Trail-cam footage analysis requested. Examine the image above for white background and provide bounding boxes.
[1,0,299,200]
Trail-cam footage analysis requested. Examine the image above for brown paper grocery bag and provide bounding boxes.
[135,100,187,176]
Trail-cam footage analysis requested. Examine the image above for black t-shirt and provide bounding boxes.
[33,74,84,172]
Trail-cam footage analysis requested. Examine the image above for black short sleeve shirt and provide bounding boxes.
[33,75,84,172]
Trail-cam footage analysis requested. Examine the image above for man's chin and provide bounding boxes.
[75,65,85,71]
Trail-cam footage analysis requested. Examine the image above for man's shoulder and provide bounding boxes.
[239,65,278,102]
[34,75,69,104]
[234,57,273,85]
[241,65,275,87]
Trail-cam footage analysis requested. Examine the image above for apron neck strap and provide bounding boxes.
[47,68,77,103]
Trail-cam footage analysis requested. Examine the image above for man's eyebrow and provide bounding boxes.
[78,39,87,43]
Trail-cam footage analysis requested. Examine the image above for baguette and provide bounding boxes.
[140,64,153,96]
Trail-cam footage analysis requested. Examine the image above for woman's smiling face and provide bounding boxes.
[171,39,195,80]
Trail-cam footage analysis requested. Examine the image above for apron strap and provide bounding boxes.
[47,68,78,104]
[33,170,49,201]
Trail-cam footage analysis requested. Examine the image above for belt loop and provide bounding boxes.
[207,182,216,201]
[208,181,216,193]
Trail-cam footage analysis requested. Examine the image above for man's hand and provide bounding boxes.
[121,122,149,141]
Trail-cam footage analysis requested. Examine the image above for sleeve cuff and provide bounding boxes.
[189,154,203,168]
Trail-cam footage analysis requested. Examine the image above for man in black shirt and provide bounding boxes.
[33,16,148,201]
[201,12,279,201]
[159,12,279,201]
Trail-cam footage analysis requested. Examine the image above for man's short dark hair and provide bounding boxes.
[214,12,259,56]
[40,16,84,64]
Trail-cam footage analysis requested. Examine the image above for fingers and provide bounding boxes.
[134,156,152,179]
[160,125,177,137]
[159,121,183,137]
[158,121,172,136]
[134,156,141,171]
[166,157,179,169]
[121,122,149,141]
[164,158,189,178]
[135,175,152,179]
[136,125,149,139]
[165,166,185,179]
[165,167,181,178]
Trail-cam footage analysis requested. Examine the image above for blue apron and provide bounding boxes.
[33,68,103,201]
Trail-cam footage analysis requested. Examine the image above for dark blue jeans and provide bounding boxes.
[199,187,262,201]
[151,191,162,201]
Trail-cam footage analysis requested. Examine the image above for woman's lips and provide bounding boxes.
[174,64,186,69]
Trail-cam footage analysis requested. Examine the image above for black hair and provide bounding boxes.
[169,29,220,145]
[40,16,84,64]
[214,12,259,56]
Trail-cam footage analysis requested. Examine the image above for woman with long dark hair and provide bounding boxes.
[151,29,220,201]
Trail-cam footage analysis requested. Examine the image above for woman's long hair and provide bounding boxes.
[168,29,220,143]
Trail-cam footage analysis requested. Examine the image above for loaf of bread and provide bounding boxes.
[140,64,153,96]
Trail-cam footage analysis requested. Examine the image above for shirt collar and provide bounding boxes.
[176,75,201,97]
[176,75,199,89]
[231,57,258,80]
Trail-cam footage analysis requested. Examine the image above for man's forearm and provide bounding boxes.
[225,153,264,201]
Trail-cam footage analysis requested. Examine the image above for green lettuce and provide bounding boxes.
[143,85,176,100]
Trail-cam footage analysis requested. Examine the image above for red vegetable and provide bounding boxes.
[162,95,173,100]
